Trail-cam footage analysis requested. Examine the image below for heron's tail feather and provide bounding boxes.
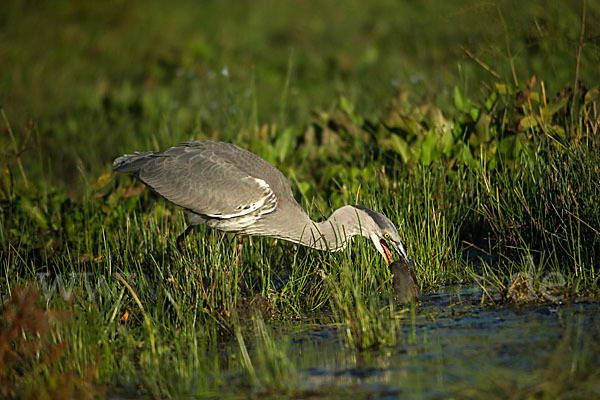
[112,152,154,172]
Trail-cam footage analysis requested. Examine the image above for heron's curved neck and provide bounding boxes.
[288,206,366,252]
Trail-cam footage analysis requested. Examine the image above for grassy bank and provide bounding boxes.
[1,0,600,398]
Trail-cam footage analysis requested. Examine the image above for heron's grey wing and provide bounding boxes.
[116,146,277,218]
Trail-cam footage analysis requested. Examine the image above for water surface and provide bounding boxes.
[235,289,600,398]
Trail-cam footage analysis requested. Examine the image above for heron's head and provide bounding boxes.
[350,206,408,265]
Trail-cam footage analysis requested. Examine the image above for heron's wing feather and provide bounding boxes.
[119,146,277,218]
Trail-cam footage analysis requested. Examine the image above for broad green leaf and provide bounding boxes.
[454,86,470,113]
[457,143,477,168]
[542,96,569,121]
[295,180,310,198]
[20,197,48,229]
[519,114,539,130]
[390,134,410,163]
[339,96,363,125]
[497,135,523,159]
[485,91,498,111]
[473,112,492,145]
[274,126,296,162]
[440,128,456,154]
[420,131,439,166]
[469,106,480,121]
[495,83,509,94]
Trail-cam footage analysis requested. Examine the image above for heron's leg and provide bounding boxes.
[176,225,195,254]
[234,235,246,291]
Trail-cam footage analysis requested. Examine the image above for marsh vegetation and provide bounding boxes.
[1,0,599,398]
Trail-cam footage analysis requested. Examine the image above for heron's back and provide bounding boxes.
[113,141,303,225]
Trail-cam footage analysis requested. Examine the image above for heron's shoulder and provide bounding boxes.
[181,141,281,171]
[178,141,251,155]
[174,141,292,195]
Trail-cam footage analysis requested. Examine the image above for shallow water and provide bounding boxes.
[229,288,600,398]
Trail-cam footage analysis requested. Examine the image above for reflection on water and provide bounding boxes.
[229,288,599,398]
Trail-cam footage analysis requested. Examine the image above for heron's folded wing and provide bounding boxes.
[128,146,277,218]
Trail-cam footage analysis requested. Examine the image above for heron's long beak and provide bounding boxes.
[379,238,409,265]
[390,240,409,263]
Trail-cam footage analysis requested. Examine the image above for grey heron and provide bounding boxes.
[113,141,409,265]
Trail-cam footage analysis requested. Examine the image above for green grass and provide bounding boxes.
[1,0,600,398]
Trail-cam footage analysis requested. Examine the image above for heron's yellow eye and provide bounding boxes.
[384,233,390,239]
